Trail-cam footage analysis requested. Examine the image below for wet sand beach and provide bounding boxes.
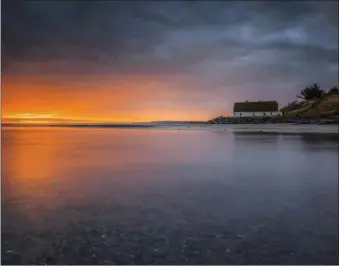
[155,124,338,135]
[2,127,338,264]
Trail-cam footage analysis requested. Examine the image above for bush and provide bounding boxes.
[297,83,325,100]
[328,86,339,95]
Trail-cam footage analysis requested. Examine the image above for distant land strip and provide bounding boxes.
[1,123,155,128]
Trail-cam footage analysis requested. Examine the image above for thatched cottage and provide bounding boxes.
[233,101,281,117]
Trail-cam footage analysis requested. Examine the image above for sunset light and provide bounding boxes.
[5,113,58,119]
[2,1,338,265]
[2,113,100,124]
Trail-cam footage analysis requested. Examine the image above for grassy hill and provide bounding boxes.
[281,93,339,119]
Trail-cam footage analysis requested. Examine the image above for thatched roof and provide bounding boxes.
[233,101,279,112]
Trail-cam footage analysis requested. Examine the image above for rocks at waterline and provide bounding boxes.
[206,116,338,125]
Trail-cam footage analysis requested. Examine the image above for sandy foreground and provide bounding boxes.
[154,124,339,134]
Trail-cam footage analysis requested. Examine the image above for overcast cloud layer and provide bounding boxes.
[2,1,338,117]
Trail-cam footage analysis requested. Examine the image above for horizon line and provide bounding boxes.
[1,120,207,127]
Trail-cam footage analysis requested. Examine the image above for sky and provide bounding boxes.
[2,1,338,123]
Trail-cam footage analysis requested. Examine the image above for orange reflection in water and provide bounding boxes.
[4,128,63,182]
[2,127,74,223]
[2,127,230,225]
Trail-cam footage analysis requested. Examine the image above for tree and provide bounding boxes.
[328,86,339,95]
[297,83,325,101]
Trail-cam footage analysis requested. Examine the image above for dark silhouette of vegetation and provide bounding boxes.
[297,83,325,101]
[328,86,339,95]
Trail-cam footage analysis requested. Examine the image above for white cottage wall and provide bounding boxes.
[233,111,281,117]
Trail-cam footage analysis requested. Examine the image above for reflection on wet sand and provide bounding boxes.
[2,127,338,264]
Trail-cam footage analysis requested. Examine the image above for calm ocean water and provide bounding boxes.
[1,127,338,264]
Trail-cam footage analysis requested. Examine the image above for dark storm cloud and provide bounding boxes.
[2,0,338,105]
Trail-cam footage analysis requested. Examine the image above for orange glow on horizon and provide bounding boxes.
[3,113,100,124]
[4,113,60,122]
[2,113,200,124]
[2,114,147,124]
[2,71,224,123]
[5,113,58,119]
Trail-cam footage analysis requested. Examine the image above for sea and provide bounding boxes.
[1,126,338,264]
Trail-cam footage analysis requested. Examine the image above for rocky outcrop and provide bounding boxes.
[206,116,338,125]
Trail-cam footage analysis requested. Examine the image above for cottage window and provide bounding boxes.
[240,113,242,117]
[270,112,272,115]
[263,112,266,116]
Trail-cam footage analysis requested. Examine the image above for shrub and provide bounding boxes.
[297,83,325,100]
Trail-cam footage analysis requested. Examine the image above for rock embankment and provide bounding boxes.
[206,116,338,125]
